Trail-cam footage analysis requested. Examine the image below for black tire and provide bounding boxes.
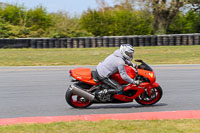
[65,87,92,108]
[135,85,163,105]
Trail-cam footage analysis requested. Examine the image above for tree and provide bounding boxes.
[0,18,10,38]
[95,0,109,12]
[186,0,200,13]
[0,4,54,38]
[150,0,184,34]
[0,4,26,25]
[49,11,92,38]
[168,10,200,34]
[26,6,53,30]
[149,0,200,34]
[115,0,200,34]
[80,9,152,36]
[112,9,152,35]
[114,0,135,10]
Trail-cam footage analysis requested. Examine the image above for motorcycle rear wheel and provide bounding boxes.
[135,86,163,105]
[65,88,92,108]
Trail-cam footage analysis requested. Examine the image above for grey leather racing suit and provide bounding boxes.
[96,49,134,92]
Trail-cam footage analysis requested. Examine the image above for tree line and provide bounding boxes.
[0,0,200,38]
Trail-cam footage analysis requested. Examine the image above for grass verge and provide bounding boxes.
[0,120,200,133]
[0,45,200,66]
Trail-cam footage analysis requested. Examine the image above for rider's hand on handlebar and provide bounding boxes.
[132,63,137,68]
[130,62,137,68]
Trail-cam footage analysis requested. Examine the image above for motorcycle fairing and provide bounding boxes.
[114,84,144,102]
[114,82,160,102]
[70,68,97,85]
[111,65,136,84]
[70,65,136,86]
[137,69,156,84]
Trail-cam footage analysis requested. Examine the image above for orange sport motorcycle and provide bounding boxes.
[65,60,163,108]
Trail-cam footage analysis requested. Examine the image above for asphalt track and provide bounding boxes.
[0,65,200,120]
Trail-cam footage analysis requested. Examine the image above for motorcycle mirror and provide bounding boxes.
[135,59,143,63]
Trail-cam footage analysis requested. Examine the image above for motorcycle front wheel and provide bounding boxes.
[65,88,92,108]
[135,85,163,105]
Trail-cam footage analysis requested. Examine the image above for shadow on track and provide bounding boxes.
[70,103,168,110]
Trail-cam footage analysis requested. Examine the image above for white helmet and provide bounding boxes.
[120,44,134,61]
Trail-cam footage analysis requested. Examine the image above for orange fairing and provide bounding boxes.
[137,69,156,83]
[111,65,136,84]
[70,68,97,85]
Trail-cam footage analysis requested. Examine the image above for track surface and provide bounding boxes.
[0,65,200,119]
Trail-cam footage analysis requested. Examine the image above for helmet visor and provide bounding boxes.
[125,51,134,59]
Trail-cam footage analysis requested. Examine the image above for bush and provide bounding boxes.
[26,6,53,31]
[0,4,26,25]
[48,11,92,38]
[168,10,200,34]
[0,18,10,38]
[80,9,153,36]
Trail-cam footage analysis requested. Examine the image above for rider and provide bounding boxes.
[95,44,140,93]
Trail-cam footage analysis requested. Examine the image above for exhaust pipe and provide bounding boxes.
[70,85,96,101]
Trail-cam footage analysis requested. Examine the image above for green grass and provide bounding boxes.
[0,45,200,66]
[0,120,200,133]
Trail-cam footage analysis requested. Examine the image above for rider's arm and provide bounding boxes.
[125,60,137,68]
[117,64,134,84]
[125,60,132,65]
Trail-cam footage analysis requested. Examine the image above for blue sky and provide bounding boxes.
[0,0,115,15]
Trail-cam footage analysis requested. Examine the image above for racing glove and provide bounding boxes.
[129,62,137,68]
[126,60,137,68]
[132,63,137,68]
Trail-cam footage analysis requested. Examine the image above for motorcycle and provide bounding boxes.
[65,60,163,108]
